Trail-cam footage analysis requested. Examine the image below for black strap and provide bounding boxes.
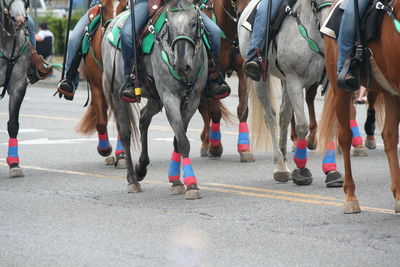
[0,38,18,99]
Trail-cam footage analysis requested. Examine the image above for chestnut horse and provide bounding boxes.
[199,0,255,162]
[76,0,128,168]
[319,0,400,213]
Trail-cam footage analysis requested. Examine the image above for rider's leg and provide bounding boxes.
[118,0,149,102]
[27,15,53,82]
[244,0,283,80]
[200,11,231,100]
[57,12,90,99]
[337,0,371,90]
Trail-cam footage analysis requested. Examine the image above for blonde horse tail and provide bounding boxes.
[218,100,235,125]
[317,85,337,153]
[249,76,277,152]
[75,103,98,136]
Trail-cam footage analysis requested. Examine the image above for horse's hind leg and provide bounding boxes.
[364,91,377,149]
[91,84,113,157]
[305,84,318,150]
[135,99,162,181]
[350,103,368,157]
[381,93,400,212]
[208,101,223,158]
[113,132,128,169]
[237,69,254,162]
[198,98,211,157]
[7,85,27,178]
[286,77,313,186]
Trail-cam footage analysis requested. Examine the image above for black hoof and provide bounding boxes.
[292,168,313,186]
[325,171,343,188]
[97,146,112,157]
[135,163,147,182]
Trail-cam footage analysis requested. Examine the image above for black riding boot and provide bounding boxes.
[119,55,142,103]
[244,50,262,81]
[207,57,231,100]
[57,51,83,101]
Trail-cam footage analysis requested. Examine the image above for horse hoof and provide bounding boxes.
[169,184,186,195]
[208,145,223,158]
[291,168,313,186]
[364,139,376,150]
[127,183,142,193]
[273,172,290,183]
[307,140,317,151]
[115,158,128,169]
[186,189,202,200]
[134,164,147,182]
[395,200,400,213]
[97,146,112,157]
[325,171,343,188]
[200,145,208,157]
[9,167,24,178]
[240,151,255,162]
[343,200,361,214]
[352,146,368,157]
[105,156,116,166]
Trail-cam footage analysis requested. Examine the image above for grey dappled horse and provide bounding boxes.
[102,0,207,199]
[0,0,31,178]
[238,0,335,185]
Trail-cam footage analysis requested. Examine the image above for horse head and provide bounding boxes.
[165,0,203,79]
[1,0,29,32]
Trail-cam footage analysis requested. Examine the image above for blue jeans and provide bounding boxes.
[246,0,283,59]
[121,2,222,76]
[65,0,99,85]
[337,0,372,72]
[27,15,36,47]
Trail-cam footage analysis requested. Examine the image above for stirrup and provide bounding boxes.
[57,78,76,101]
[337,59,360,91]
[118,75,141,103]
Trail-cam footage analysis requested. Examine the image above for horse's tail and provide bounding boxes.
[317,85,337,153]
[219,100,235,125]
[249,76,277,152]
[373,92,385,131]
[75,104,98,136]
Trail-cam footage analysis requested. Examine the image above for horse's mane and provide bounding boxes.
[166,0,196,10]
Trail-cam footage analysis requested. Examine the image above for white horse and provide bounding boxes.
[238,0,340,186]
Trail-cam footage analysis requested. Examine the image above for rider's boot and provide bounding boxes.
[119,54,142,103]
[57,51,83,101]
[337,59,360,91]
[244,50,262,81]
[29,47,53,84]
[207,57,231,100]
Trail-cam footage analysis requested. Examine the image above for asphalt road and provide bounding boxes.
[0,77,399,266]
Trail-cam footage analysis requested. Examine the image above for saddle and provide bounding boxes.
[88,4,101,21]
[320,0,389,41]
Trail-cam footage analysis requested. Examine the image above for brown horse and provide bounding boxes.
[199,0,255,162]
[319,0,400,213]
[76,0,128,167]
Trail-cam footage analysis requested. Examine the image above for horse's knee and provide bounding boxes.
[295,124,308,140]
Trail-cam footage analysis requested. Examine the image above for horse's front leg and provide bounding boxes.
[254,78,290,183]
[381,93,400,212]
[7,82,27,178]
[236,67,254,162]
[198,98,211,157]
[286,77,313,186]
[135,99,162,181]
[164,96,201,200]
[364,91,378,149]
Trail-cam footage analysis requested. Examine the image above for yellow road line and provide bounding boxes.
[204,182,342,202]
[0,161,395,214]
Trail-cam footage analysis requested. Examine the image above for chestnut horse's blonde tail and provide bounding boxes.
[317,85,338,153]
[219,100,235,125]
[374,92,385,131]
[75,103,98,136]
[249,76,277,152]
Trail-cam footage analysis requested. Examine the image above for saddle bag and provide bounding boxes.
[361,0,390,41]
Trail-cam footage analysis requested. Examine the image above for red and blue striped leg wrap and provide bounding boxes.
[322,141,337,174]
[238,122,250,152]
[182,157,197,186]
[293,139,307,168]
[98,133,111,151]
[7,138,19,166]
[115,135,125,156]
[209,122,221,147]
[350,120,363,147]
[168,152,181,182]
